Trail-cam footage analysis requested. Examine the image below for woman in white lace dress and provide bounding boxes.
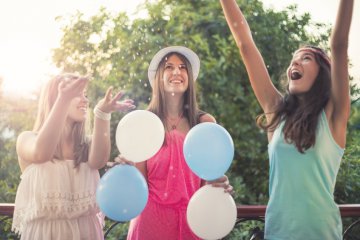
[11,73,135,240]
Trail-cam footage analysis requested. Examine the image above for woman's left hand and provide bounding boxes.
[206,175,234,194]
[106,154,135,169]
[96,86,136,113]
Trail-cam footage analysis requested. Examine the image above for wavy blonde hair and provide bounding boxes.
[33,73,91,167]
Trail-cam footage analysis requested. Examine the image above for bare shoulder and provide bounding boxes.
[16,131,36,159]
[16,131,37,172]
[17,131,36,145]
[199,113,216,123]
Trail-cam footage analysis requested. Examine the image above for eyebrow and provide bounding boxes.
[292,52,315,61]
[302,52,314,57]
[164,62,186,66]
[295,50,315,57]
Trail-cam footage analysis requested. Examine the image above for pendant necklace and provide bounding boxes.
[167,112,183,130]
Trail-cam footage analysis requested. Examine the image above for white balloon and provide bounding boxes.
[187,185,237,240]
[116,110,165,162]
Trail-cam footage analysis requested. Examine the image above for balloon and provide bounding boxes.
[186,185,237,240]
[96,165,148,222]
[116,110,165,162]
[183,122,234,180]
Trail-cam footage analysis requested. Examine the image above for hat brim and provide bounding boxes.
[148,46,200,87]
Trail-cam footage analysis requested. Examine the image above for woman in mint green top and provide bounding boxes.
[220,0,354,239]
[267,110,344,239]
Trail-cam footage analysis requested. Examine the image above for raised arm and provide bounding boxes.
[219,0,282,114]
[16,78,88,171]
[88,87,135,169]
[326,0,354,147]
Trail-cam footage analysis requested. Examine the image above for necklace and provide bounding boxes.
[166,112,183,130]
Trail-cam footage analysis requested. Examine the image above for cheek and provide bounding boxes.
[182,72,189,81]
[69,98,81,108]
[307,70,319,85]
[185,77,190,86]
[162,72,170,82]
[72,97,81,104]
[286,67,291,78]
[308,63,320,76]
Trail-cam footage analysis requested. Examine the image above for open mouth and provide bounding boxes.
[290,70,302,80]
[170,79,183,84]
[78,106,88,112]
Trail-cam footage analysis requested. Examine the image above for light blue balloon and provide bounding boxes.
[183,122,234,181]
[96,165,148,222]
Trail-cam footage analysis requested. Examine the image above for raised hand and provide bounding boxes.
[96,86,136,114]
[58,76,88,100]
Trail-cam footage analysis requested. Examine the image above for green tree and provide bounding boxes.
[0,95,37,202]
[0,89,37,238]
[52,0,330,205]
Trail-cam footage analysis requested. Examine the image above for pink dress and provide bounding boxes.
[127,130,201,240]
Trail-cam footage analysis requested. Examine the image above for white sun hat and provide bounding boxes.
[147,46,200,87]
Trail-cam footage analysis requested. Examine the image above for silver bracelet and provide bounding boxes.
[94,106,111,121]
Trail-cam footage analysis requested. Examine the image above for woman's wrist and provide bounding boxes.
[94,106,111,121]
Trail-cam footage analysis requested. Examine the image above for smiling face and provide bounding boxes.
[162,54,189,94]
[67,89,89,123]
[287,49,321,95]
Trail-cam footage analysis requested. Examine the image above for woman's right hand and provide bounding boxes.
[106,155,135,169]
[58,76,88,101]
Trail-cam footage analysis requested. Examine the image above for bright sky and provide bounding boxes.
[0,0,359,97]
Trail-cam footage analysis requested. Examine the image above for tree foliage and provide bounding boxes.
[52,0,333,204]
[0,95,37,202]
[0,90,37,239]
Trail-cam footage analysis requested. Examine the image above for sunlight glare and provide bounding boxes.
[0,38,56,97]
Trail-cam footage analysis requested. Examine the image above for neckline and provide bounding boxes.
[166,112,184,130]
[166,128,187,137]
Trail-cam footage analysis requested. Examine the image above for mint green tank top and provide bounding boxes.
[265,110,344,240]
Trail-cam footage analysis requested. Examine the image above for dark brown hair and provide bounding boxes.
[257,46,331,153]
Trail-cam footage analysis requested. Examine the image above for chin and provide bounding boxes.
[166,89,186,94]
[74,116,87,123]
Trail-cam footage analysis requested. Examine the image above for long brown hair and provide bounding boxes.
[257,46,331,153]
[147,52,204,128]
[33,73,90,167]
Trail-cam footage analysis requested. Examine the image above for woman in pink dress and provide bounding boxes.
[124,46,233,240]
[12,73,135,240]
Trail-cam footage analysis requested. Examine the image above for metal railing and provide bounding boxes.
[1,203,360,239]
[235,204,360,239]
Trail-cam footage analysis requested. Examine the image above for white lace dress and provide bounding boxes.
[12,159,104,240]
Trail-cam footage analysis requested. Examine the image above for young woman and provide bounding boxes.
[119,46,233,240]
[11,73,135,240]
[220,0,354,239]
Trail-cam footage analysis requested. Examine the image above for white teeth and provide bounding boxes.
[170,80,182,84]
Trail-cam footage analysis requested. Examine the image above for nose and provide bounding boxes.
[291,57,301,67]
[173,66,180,75]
